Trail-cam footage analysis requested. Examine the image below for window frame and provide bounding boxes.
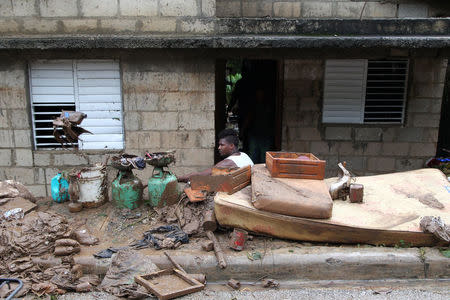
[322,58,409,125]
[28,59,124,151]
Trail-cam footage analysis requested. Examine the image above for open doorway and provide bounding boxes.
[215,59,283,164]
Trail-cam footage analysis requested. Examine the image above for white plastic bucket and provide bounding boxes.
[78,165,106,208]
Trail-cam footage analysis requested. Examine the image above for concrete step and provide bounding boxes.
[61,246,450,281]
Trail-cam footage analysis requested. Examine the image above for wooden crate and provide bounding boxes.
[266,152,326,180]
[135,268,204,300]
[190,165,251,194]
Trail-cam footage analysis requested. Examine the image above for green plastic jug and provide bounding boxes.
[112,171,143,209]
[147,167,180,207]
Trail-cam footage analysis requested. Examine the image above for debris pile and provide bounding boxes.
[0,210,101,297]
[154,192,215,237]
[131,225,189,250]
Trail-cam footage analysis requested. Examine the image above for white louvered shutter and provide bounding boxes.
[30,60,77,148]
[75,60,123,150]
[322,59,367,124]
[30,60,123,150]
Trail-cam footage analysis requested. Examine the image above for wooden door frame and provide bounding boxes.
[214,58,284,163]
[214,59,227,164]
[274,59,284,151]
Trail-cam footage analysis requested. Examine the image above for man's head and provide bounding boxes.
[218,128,239,157]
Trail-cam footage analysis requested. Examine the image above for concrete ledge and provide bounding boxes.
[0,35,449,50]
[64,246,450,281]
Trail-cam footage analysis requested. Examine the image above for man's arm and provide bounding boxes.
[177,159,238,182]
[177,168,212,183]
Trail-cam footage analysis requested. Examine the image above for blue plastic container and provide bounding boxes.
[51,173,69,203]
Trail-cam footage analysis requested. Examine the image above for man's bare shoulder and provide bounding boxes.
[214,158,238,169]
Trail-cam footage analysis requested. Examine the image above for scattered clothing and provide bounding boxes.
[130,225,189,250]
[93,247,127,259]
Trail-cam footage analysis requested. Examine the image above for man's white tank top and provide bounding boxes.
[226,152,254,168]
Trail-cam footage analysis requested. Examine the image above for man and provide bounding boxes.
[177,128,254,182]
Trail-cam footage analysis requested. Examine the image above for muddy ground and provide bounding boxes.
[34,195,342,259]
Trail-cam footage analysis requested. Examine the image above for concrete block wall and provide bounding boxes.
[0,0,216,35]
[282,58,447,177]
[0,54,215,197]
[217,0,437,18]
[121,55,216,184]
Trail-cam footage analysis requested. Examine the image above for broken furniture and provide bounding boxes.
[52,111,91,147]
[135,269,204,300]
[111,154,145,210]
[215,166,450,246]
[190,165,251,194]
[145,151,180,207]
[252,164,333,219]
[266,152,326,180]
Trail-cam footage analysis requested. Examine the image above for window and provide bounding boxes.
[29,60,124,150]
[322,59,408,124]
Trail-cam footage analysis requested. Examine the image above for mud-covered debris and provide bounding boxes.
[72,225,99,245]
[100,249,159,299]
[68,202,83,213]
[54,239,81,256]
[420,216,450,243]
[79,274,101,287]
[201,240,214,252]
[2,207,24,220]
[262,278,279,288]
[227,278,241,290]
[31,282,65,297]
[76,282,92,292]
[52,111,92,147]
[0,180,36,203]
[131,225,188,250]
[71,264,83,280]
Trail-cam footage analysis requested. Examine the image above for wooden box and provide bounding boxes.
[135,268,204,300]
[265,152,326,180]
[190,165,251,195]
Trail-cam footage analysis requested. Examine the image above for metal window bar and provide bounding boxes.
[363,59,409,123]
